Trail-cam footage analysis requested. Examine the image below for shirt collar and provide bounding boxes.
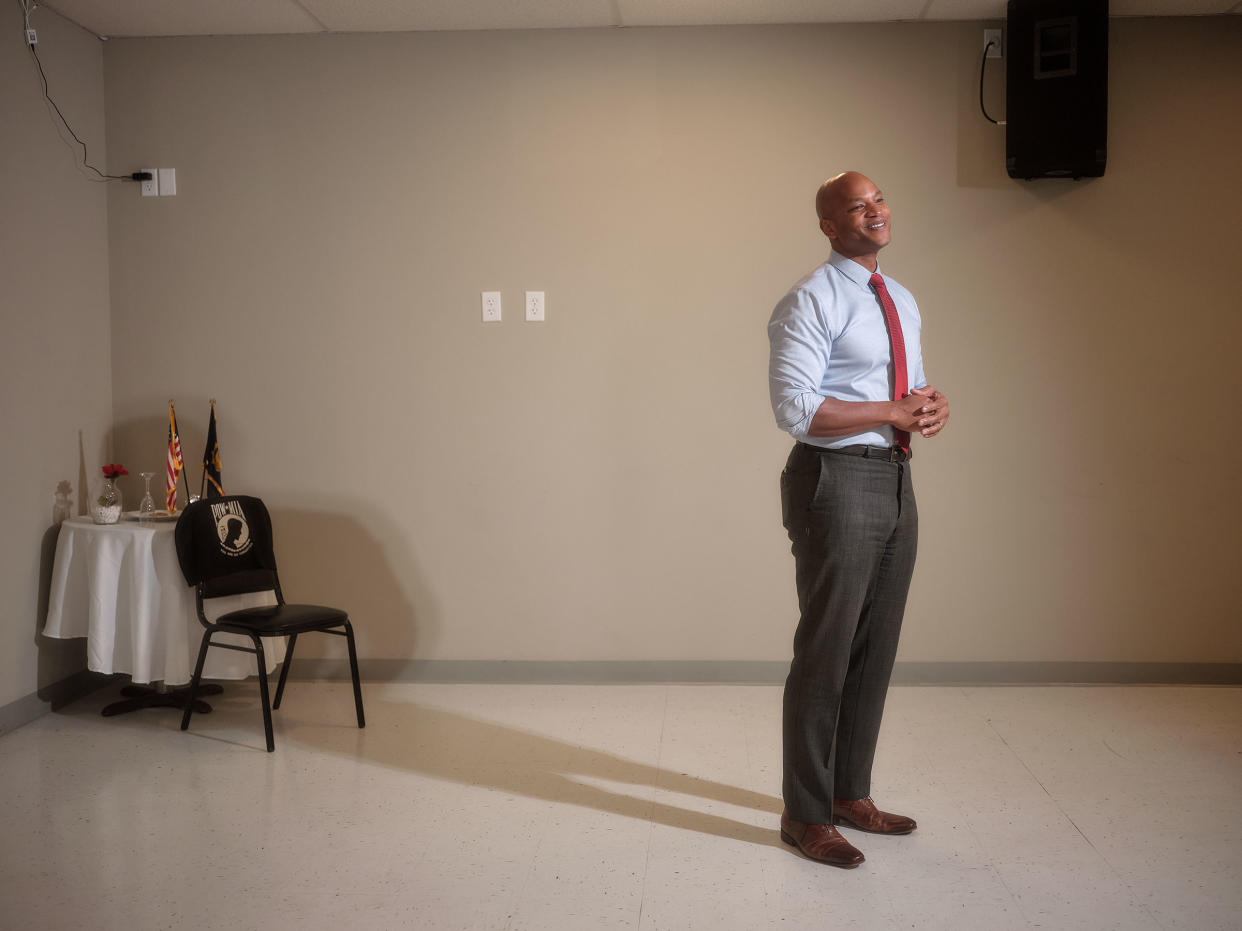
[827,251,883,291]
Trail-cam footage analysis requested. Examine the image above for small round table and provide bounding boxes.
[44,516,285,714]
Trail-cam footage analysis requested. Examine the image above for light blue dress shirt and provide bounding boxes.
[768,252,927,449]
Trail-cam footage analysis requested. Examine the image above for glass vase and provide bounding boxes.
[92,479,123,525]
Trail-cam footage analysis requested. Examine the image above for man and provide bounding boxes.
[767,171,949,867]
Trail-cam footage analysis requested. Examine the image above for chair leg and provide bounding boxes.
[343,620,365,729]
[273,633,298,710]
[181,631,213,732]
[251,635,275,752]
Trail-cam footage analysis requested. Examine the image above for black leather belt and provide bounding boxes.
[799,443,911,463]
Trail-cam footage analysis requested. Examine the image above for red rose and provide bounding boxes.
[102,464,129,479]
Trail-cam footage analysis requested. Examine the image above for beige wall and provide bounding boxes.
[97,18,1241,669]
[2,9,112,708]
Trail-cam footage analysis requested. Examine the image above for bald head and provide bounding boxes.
[815,171,872,222]
[813,171,891,269]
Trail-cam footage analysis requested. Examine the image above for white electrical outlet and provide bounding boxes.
[984,28,1003,59]
[140,168,158,197]
[481,291,502,322]
[525,291,545,322]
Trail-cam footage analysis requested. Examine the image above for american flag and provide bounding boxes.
[166,401,184,512]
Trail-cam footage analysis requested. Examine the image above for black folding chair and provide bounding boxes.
[173,495,364,751]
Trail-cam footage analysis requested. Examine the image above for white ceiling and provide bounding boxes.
[40,0,1242,39]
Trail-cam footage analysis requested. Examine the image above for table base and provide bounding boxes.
[101,683,225,717]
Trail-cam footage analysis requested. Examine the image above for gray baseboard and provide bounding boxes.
[0,670,111,737]
[284,659,1242,686]
[5,662,1236,736]
[888,662,1242,685]
[288,659,789,683]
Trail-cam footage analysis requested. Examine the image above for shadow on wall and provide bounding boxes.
[32,426,120,705]
[299,697,783,848]
[111,413,185,504]
[954,24,1098,202]
[34,512,87,707]
[956,20,1011,191]
[77,430,89,516]
[109,410,435,662]
[265,504,435,666]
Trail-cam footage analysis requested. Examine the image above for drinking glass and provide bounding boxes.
[138,472,156,521]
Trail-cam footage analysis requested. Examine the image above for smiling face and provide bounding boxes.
[815,172,891,269]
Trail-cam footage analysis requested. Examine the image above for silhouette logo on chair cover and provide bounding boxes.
[211,500,252,556]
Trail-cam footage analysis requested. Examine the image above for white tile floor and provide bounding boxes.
[2,682,1240,930]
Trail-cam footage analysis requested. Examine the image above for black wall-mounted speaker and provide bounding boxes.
[1006,0,1109,180]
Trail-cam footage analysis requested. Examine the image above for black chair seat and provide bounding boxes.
[217,603,349,636]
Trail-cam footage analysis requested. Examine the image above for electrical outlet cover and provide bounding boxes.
[984,28,1003,58]
[525,291,545,321]
[481,291,502,322]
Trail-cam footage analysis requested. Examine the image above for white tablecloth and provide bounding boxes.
[44,517,285,685]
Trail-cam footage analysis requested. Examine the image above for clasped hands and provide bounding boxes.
[896,386,949,438]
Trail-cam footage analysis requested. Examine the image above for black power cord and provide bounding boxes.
[23,3,135,182]
[980,40,1006,126]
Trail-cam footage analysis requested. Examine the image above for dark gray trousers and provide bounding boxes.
[780,443,918,824]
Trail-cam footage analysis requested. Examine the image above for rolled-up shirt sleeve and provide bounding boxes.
[911,354,928,394]
[768,288,830,440]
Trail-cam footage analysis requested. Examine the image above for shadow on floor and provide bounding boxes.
[296,695,785,849]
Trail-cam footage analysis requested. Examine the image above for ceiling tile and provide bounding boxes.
[41,0,1242,39]
[47,0,324,38]
[922,0,1007,20]
[617,0,929,26]
[927,0,1237,18]
[298,0,618,32]
[1111,0,1238,14]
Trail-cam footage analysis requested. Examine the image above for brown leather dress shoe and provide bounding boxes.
[832,797,917,835]
[780,812,865,867]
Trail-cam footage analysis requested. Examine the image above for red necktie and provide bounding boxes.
[869,273,910,452]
